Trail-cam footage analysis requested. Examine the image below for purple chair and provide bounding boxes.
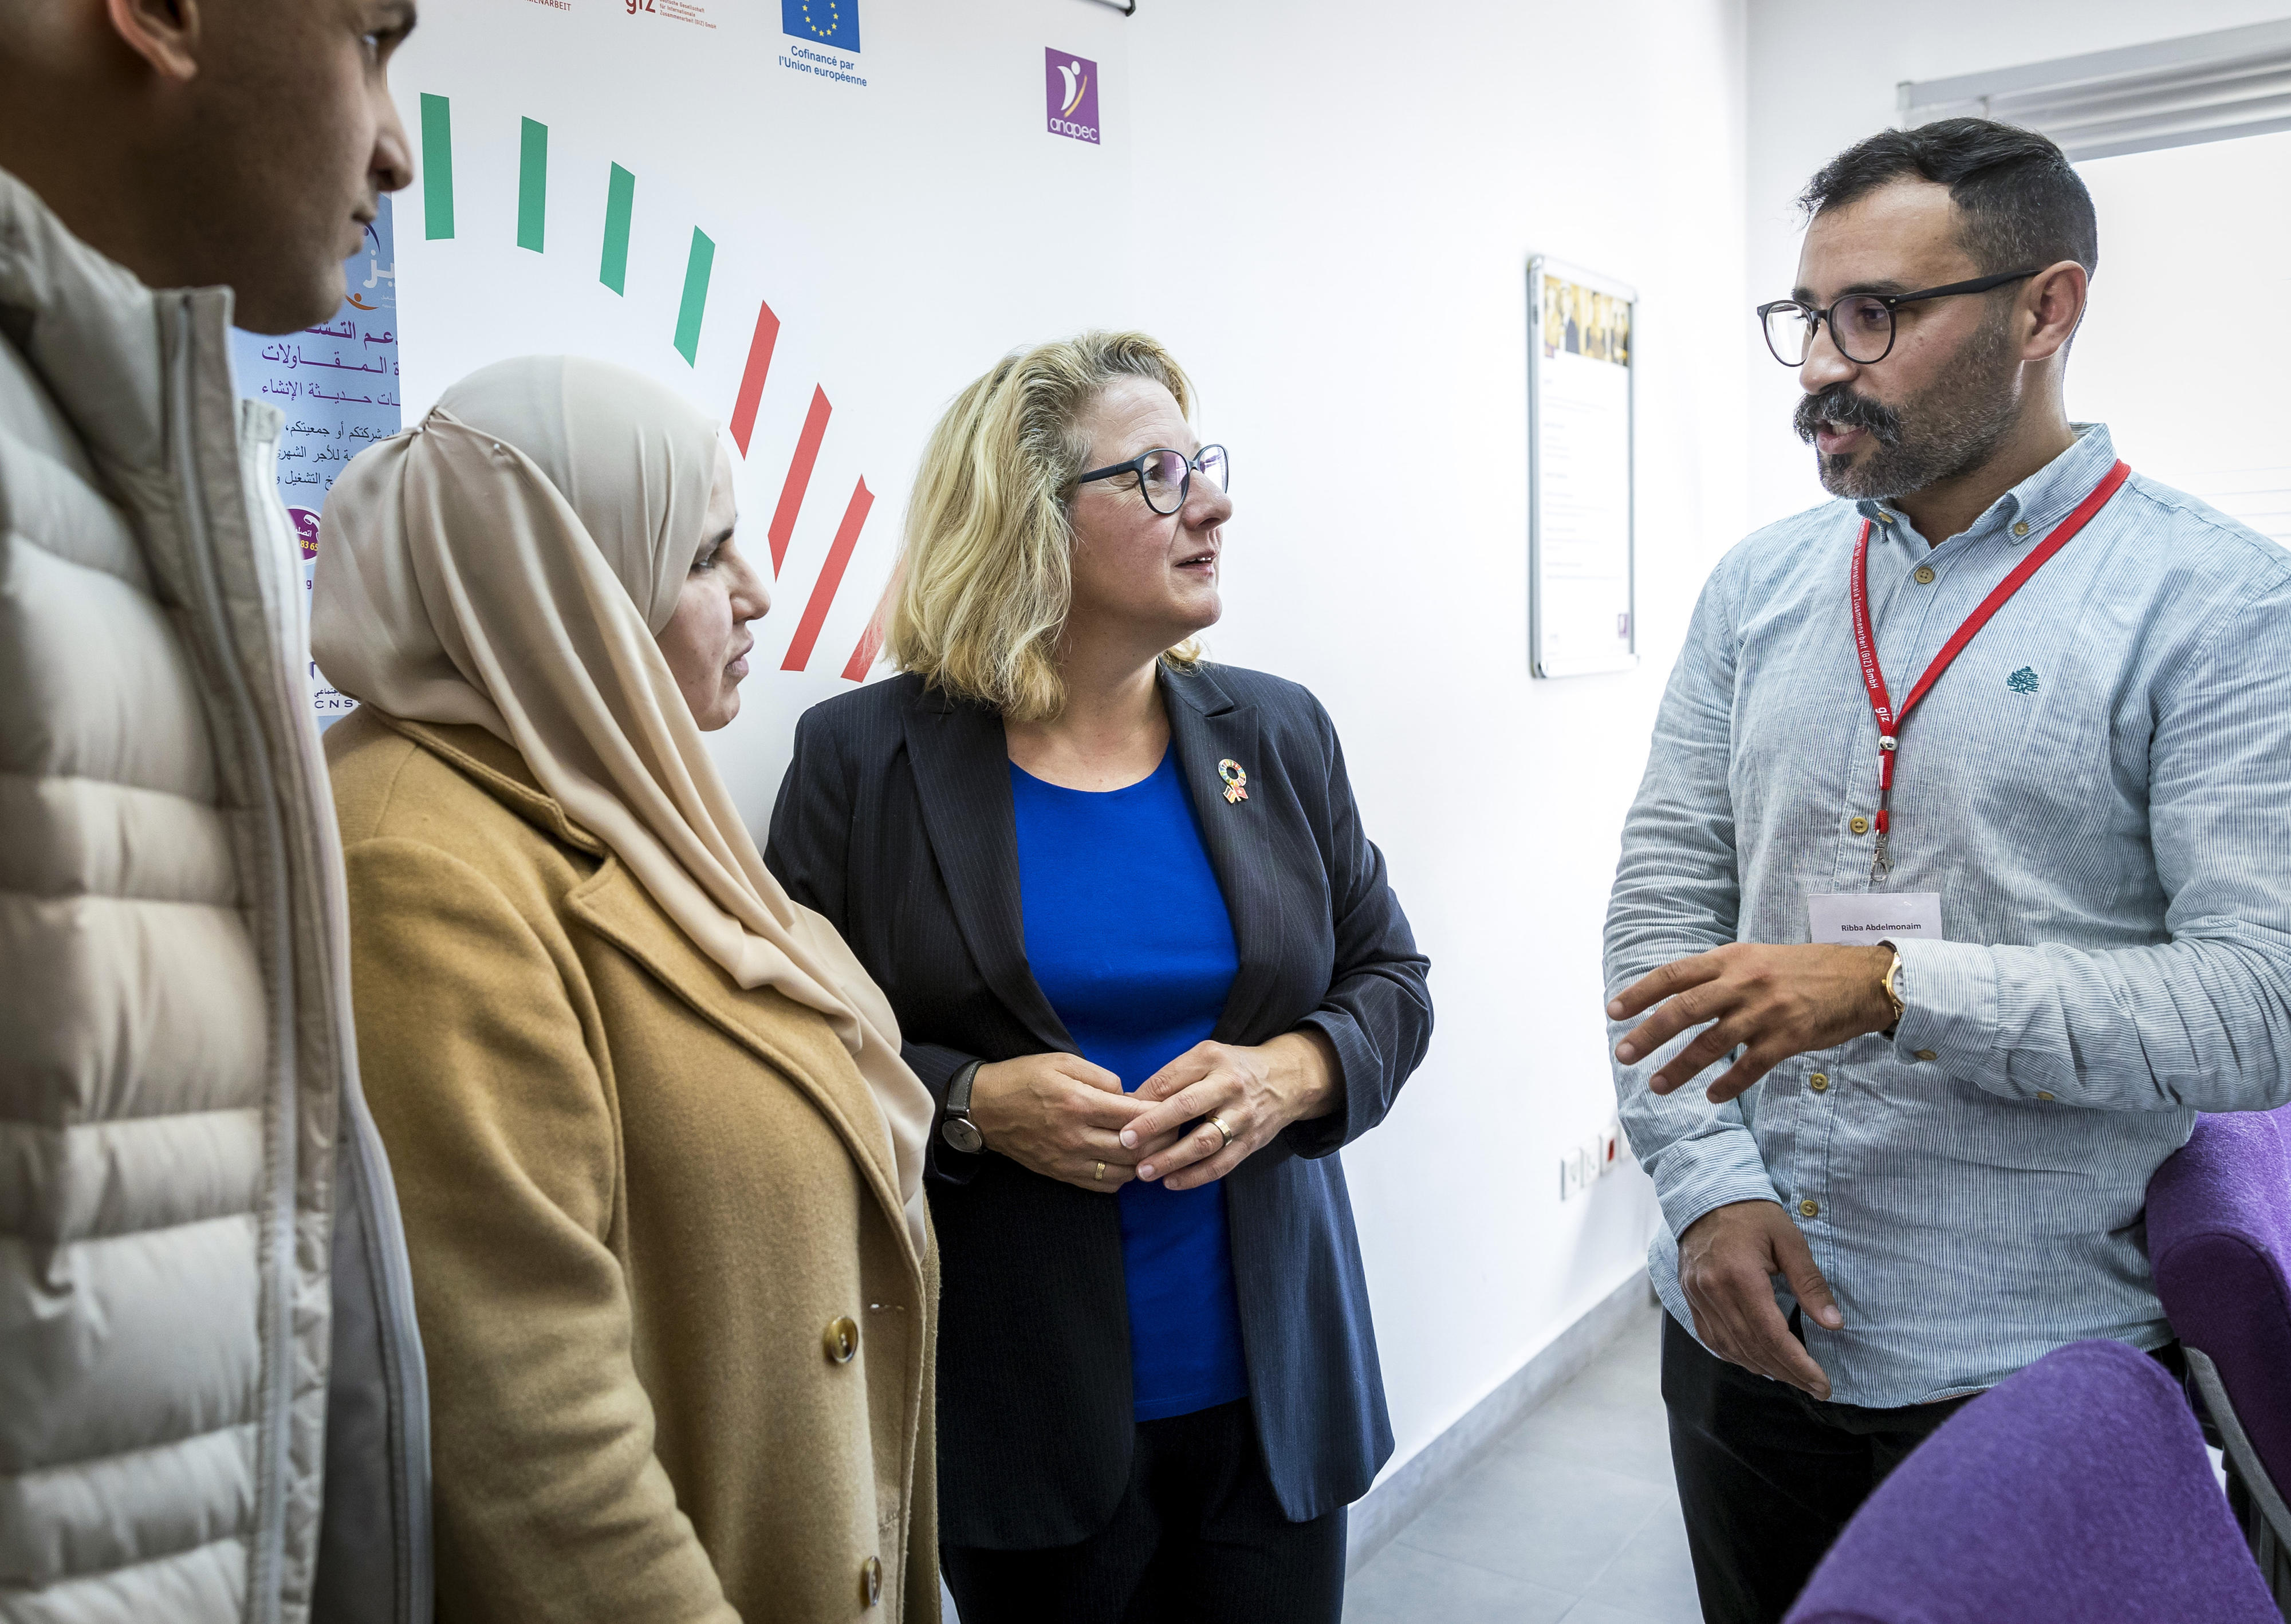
[2150,1102,2291,1613]
[1785,1339,2275,1624]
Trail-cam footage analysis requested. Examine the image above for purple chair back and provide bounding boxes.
[1785,1339,2274,1624]
[2148,1102,2291,1495]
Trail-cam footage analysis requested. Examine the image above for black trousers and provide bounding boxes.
[941,1400,1347,1624]
[1662,1309,2189,1624]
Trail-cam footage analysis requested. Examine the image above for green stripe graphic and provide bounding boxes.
[600,164,635,294]
[517,118,548,252]
[419,94,454,240]
[673,228,714,365]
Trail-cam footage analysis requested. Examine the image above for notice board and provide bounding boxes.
[1528,255,1636,678]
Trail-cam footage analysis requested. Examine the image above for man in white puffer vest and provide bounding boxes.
[0,3,430,1621]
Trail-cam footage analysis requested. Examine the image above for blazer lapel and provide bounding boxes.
[1162,667,1287,1042]
[899,689,1076,1054]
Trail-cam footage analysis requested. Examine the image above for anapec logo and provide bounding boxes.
[1045,49,1100,145]
[783,0,859,50]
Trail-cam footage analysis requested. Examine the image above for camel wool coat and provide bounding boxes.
[325,707,938,1624]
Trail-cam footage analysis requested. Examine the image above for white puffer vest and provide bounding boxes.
[0,170,429,1624]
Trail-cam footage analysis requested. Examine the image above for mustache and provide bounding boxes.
[1794,386,1904,448]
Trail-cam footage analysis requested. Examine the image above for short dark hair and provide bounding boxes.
[1800,117,2098,277]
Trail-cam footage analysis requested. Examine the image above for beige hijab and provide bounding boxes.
[313,354,931,1253]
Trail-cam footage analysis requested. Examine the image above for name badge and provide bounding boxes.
[1808,892,1944,945]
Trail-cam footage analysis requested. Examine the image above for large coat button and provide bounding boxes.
[860,1555,883,1607]
[824,1316,860,1363]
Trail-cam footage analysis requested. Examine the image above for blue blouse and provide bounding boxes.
[1009,749,1251,1422]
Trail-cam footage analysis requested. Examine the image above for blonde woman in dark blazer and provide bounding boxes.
[769,332,1432,1623]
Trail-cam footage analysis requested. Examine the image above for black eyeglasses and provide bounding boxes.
[1069,444,1229,516]
[1757,269,2041,366]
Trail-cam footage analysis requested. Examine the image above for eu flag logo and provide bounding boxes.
[782,0,860,50]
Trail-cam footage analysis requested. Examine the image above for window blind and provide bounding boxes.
[1900,19,2291,163]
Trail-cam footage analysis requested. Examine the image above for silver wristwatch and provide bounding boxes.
[941,1060,985,1154]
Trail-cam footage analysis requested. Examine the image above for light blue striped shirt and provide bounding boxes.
[1606,424,2291,1406]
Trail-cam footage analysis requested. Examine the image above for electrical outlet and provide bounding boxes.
[1562,1122,1626,1201]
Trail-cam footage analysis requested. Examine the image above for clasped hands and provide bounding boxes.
[967,1031,1339,1195]
[1608,941,1897,1398]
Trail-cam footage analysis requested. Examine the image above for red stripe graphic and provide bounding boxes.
[782,476,873,672]
[841,616,884,682]
[728,299,781,457]
[766,385,831,576]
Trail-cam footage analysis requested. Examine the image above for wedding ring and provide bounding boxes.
[1094,1161,1106,1181]
[1208,1114,1235,1149]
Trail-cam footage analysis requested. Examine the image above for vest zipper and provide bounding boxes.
[169,294,300,1624]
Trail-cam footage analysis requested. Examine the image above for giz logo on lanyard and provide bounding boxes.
[1850,459,2131,878]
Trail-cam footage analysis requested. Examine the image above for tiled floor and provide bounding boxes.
[939,1299,1697,1624]
[1343,1300,1701,1624]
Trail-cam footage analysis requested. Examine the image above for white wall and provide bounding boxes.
[1745,0,2291,529]
[1114,1,1746,1479]
[381,0,1755,1493]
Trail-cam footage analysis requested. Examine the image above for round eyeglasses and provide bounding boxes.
[1069,444,1230,516]
[1757,269,2040,366]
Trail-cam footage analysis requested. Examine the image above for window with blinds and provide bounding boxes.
[1900,19,2291,163]
[2058,124,2291,554]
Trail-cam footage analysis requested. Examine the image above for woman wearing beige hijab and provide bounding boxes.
[313,354,938,1623]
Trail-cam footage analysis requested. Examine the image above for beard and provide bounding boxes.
[1794,310,2022,502]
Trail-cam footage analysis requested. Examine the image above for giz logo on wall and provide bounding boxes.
[783,0,859,50]
[1046,49,1099,144]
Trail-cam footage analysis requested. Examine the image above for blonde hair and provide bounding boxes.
[885,330,1204,722]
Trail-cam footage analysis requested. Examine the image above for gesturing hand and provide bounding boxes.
[968,1053,1180,1195]
[1609,943,1896,1104]
[1678,1200,1844,1398]
[1118,1031,1339,1192]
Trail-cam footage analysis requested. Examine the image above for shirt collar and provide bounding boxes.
[1856,423,2117,547]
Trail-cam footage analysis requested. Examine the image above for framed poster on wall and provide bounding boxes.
[1528,255,1636,679]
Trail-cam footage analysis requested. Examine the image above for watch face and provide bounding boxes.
[942,1116,983,1155]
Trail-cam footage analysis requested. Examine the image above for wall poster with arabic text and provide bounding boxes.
[230,194,401,725]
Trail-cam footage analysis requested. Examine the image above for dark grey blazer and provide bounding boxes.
[765,662,1432,1550]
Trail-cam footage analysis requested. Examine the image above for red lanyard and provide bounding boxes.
[1849,459,2131,872]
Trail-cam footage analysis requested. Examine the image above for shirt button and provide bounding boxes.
[860,1555,883,1608]
[2013,521,2030,537]
[1808,1073,1830,1093]
[824,1317,860,1363]
[1799,1199,1820,1219]
[1912,565,1936,585]
[2036,1091,2056,1102]
[1849,815,1870,835]
[1914,1050,1938,1062]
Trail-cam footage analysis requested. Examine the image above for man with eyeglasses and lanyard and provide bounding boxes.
[1601,116,2291,1623]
